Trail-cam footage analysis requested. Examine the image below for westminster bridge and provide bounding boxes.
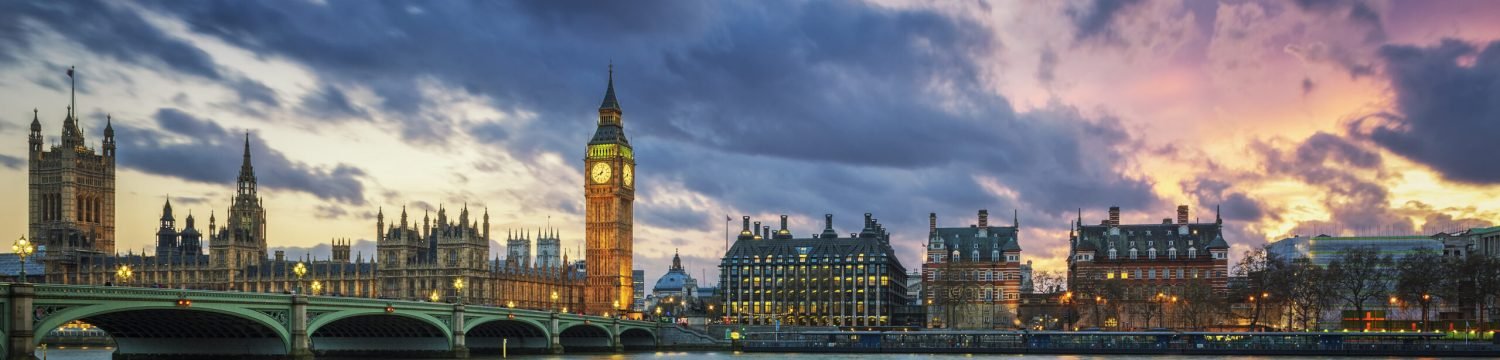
[1,283,662,359]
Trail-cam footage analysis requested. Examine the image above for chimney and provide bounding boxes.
[753,221,762,239]
[978,209,989,228]
[763,226,770,240]
[1108,206,1120,226]
[929,212,937,235]
[778,215,789,239]
[742,216,751,232]
[1163,218,1173,224]
[1177,205,1190,224]
[274,250,285,262]
[821,214,838,239]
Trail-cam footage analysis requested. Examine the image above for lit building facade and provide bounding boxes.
[30,97,117,281]
[584,66,636,315]
[922,210,1025,329]
[1067,205,1230,327]
[719,214,911,328]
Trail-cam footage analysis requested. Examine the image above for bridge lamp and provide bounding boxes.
[311,280,323,296]
[385,304,395,313]
[506,301,515,308]
[115,264,133,285]
[12,235,34,282]
[176,294,192,308]
[453,277,465,303]
[429,290,441,303]
[293,262,308,294]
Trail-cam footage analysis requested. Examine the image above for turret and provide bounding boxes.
[737,216,753,241]
[103,114,115,157]
[28,109,42,154]
[376,207,385,241]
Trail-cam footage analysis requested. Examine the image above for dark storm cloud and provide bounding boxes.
[0,1,220,79]
[1352,39,1500,184]
[1293,0,1387,44]
[113,108,369,204]
[297,85,367,120]
[1180,177,1267,222]
[0,154,23,170]
[230,77,279,108]
[1252,132,1412,233]
[145,0,1160,218]
[1038,46,1059,84]
[1067,0,1143,44]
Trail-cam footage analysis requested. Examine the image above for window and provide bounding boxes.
[1129,248,1138,259]
[1109,248,1118,259]
[1148,248,1157,260]
[1188,247,1197,258]
[1168,248,1177,259]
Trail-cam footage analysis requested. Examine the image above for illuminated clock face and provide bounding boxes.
[590,162,612,184]
[623,164,633,187]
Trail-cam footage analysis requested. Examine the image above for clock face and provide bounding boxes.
[590,162,612,184]
[623,164,633,186]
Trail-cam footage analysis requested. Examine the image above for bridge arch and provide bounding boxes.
[558,322,613,352]
[465,317,550,354]
[619,327,656,350]
[32,302,291,357]
[307,310,452,356]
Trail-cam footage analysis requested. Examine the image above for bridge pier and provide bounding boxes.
[450,304,469,359]
[7,283,37,360]
[289,294,314,360]
[548,313,563,354]
[611,318,623,353]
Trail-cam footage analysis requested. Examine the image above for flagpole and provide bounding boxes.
[723,215,729,253]
[68,66,76,117]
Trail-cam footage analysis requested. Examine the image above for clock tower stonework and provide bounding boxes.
[584,66,635,315]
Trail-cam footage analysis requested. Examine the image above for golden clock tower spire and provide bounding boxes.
[584,64,634,315]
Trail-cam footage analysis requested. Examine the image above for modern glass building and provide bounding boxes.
[1265,235,1441,267]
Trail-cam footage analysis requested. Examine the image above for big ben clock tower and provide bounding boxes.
[584,65,635,315]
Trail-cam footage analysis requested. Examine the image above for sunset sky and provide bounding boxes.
[2,0,1498,286]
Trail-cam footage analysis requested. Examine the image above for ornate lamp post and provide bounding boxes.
[115,264,133,286]
[453,277,466,304]
[551,290,559,312]
[13,235,35,282]
[429,290,441,303]
[613,300,620,318]
[292,262,307,294]
[310,280,323,296]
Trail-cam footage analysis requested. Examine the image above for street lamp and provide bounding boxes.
[453,277,466,304]
[292,262,307,294]
[429,290,441,302]
[310,280,323,296]
[114,264,133,286]
[551,291,559,312]
[13,235,35,282]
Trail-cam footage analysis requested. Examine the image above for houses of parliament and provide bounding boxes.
[25,68,638,315]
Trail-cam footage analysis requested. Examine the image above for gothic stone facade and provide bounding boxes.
[584,67,635,315]
[720,214,911,328]
[30,105,116,281]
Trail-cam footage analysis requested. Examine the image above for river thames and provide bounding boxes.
[33,349,1472,360]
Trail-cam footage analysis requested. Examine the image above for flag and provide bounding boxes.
[67,67,73,78]
[725,215,731,221]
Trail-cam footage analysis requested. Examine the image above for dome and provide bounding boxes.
[653,270,692,292]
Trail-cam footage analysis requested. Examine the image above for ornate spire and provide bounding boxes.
[671,248,683,271]
[599,62,621,112]
[30,108,40,132]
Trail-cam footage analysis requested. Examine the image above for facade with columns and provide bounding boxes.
[719,214,911,327]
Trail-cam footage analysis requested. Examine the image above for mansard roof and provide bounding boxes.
[932,225,1021,253]
[1076,221,1224,255]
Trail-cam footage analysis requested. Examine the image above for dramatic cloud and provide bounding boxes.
[0,1,221,79]
[1067,0,1144,44]
[0,154,23,170]
[1354,39,1500,184]
[1293,0,1387,44]
[113,108,369,204]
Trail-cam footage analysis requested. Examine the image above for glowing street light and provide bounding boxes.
[12,235,35,282]
[292,262,307,294]
[453,277,466,304]
[429,290,441,302]
[311,280,323,296]
[115,264,133,285]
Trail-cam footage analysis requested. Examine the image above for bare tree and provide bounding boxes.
[1286,257,1333,330]
[1442,253,1500,333]
[1394,249,1443,332]
[1031,270,1067,294]
[1326,245,1393,329]
[1176,280,1225,330]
